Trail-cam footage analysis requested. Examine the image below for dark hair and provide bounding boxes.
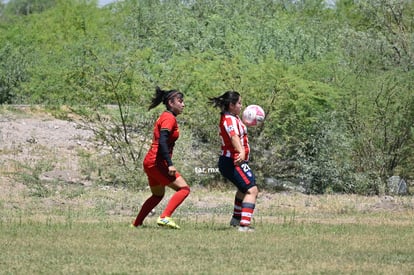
[148,86,184,111]
[208,91,240,112]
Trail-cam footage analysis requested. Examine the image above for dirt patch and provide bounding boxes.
[0,107,94,183]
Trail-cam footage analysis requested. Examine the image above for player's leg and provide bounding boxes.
[132,183,165,227]
[132,165,169,227]
[156,176,190,229]
[239,185,258,230]
[219,156,254,228]
[161,176,190,218]
[233,163,258,231]
[230,191,244,226]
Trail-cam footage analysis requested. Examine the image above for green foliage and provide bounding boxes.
[0,43,28,103]
[15,160,55,197]
[335,0,414,193]
[2,0,58,16]
[298,111,356,194]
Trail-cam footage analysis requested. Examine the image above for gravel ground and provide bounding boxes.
[1,108,94,183]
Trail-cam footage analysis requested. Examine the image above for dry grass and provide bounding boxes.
[1,186,414,274]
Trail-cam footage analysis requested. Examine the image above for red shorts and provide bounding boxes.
[143,164,181,187]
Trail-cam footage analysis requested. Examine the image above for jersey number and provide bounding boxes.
[241,163,250,173]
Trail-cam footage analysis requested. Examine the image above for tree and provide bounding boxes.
[3,0,57,16]
[337,0,414,193]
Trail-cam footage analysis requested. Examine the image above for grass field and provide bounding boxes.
[1,183,414,275]
[1,107,414,274]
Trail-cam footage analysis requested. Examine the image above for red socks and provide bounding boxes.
[160,186,190,218]
[133,195,163,226]
[134,187,190,226]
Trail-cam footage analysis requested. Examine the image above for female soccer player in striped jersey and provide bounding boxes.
[209,91,259,232]
[131,87,190,229]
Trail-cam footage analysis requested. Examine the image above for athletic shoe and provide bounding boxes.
[157,217,181,229]
[238,226,255,232]
[230,217,240,227]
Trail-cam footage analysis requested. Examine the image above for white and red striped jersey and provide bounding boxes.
[219,112,250,160]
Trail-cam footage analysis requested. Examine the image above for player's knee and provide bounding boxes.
[247,186,258,197]
[152,194,164,200]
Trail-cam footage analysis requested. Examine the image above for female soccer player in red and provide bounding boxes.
[132,87,190,229]
[209,91,259,232]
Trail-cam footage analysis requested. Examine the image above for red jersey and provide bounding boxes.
[143,111,179,167]
[219,112,250,160]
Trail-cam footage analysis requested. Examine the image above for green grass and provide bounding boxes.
[1,212,414,274]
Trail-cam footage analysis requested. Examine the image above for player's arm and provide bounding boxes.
[159,129,173,166]
[231,135,245,165]
[159,129,176,175]
[159,113,178,176]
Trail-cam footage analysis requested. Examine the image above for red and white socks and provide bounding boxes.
[240,202,255,227]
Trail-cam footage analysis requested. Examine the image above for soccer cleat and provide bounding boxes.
[238,226,255,232]
[230,217,240,227]
[157,217,181,229]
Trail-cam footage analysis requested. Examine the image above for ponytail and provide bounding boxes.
[148,86,183,111]
[209,91,240,112]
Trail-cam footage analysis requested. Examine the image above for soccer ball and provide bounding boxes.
[242,105,265,127]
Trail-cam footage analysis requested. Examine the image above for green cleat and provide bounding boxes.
[157,216,181,229]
